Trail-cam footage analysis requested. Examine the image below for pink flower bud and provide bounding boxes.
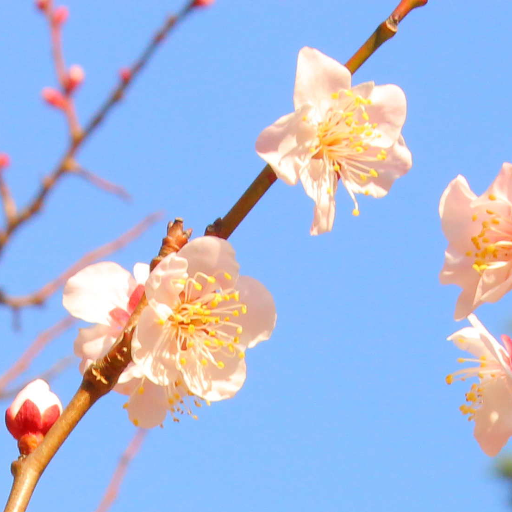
[52,6,69,25]
[5,379,62,455]
[35,0,49,11]
[119,67,132,83]
[0,153,10,170]
[193,0,215,6]
[41,87,67,110]
[65,64,85,93]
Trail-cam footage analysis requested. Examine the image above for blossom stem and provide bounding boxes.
[206,0,427,240]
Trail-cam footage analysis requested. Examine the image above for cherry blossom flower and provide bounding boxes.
[130,236,276,426]
[446,314,512,456]
[255,46,412,235]
[5,379,62,455]
[440,163,512,320]
[62,262,165,427]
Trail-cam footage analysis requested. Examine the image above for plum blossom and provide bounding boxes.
[440,163,512,320]
[255,46,412,235]
[5,379,62,455]
[131,236,276,426]
[62,261,167,427]
[446,314,512,456]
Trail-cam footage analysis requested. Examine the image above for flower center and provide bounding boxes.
[467,199,512,273]
[164,271,248,371]
[308,91,386,184]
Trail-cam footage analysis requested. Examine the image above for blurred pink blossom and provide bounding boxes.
[256,46,412,235]
[440,163,512,320]
[447,315,512,456]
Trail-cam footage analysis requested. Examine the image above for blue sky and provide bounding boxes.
[2,0,512,510]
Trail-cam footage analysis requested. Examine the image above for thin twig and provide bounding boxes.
[71,166,131,201]
[95,429,147,512]
[205,0,428,240]
[0,212,162,313]
[0,1,197,258]
[0,316,76,395]
[0,356,75,402]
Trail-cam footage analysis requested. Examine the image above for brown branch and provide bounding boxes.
[0,1,198,259]
[95,429,147,512]
[0,157,16,223]
[205,0,428,240]
[0,316,76,395]
[3,219,190,512]
[0,212,162,313]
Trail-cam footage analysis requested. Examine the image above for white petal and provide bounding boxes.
[294,47,352,111]
[63,262,134,324]
[73,324,118,361]
[145,253,188,307]
[236,276,277,348]
[133,263,150,285]
[125,380,168,429]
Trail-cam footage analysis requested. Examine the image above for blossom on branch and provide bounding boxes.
[255,46,412,235]
[446,314,512,456]
[5,379,62,455]
[440,163,512,320]
[130,236,277,425]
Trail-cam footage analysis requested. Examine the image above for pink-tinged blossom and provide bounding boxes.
[130,236,277,427]
[440,163,512,320]
[447,315,512,456]
[62,262,158,421]
[5,379,62,455]
[255,46,412,235]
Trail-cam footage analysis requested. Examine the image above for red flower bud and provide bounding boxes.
[52,6,69,25]
[41,87,68,110]
[5,380,62,455]
[193,0,215,6]
[119,67,132,83]
[0,153,10,170]
[65,64,85,93]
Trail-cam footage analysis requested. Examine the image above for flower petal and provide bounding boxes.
[145,253,187,307]
[182,352,247,402]
[256,106,315,186]
[63,262,135,324]
[235,276,277,348]
[474,376,512,456]
[125,380,168,429]
[178,237,240,293]
[293,47,352,111]
[73,324,118,362]
[133,263,150,285]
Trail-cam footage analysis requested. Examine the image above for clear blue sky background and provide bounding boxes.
[2,0,512,510]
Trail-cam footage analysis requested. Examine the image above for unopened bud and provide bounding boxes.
[0,153,10,170]
[5,379,62,455]
[119,67,132,83]
[65,64,85,93]
[41,87,67,109]
[35,0,49,11]
[52,6,69,25]
[193,0,215,6]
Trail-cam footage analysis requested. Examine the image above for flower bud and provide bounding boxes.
[5,379,62,455]
[0,153,10,170]
[41,87,67,110]
[65,64,85,93]
[52,6,69,25]
[193,0,215,6]
[35,0,49,11]
[119,67,132,84]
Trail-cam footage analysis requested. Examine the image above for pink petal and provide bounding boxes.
[63,262,135,324]
[125,380,168,428]
[474,376,512,456]
[485,163,512,203]
[178,237,240,293]
[73,324,118,362]
[439,175,478,255]
[366,84,407,146]
[182,352,247,402]
[293,47,352,111]
[447,326,494,360]
[236,276,277,348]
[346,136,412,198]
[145,253,188,307]
[255,106,315,186]
[132,304,179,386]
[133,263,150,285]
